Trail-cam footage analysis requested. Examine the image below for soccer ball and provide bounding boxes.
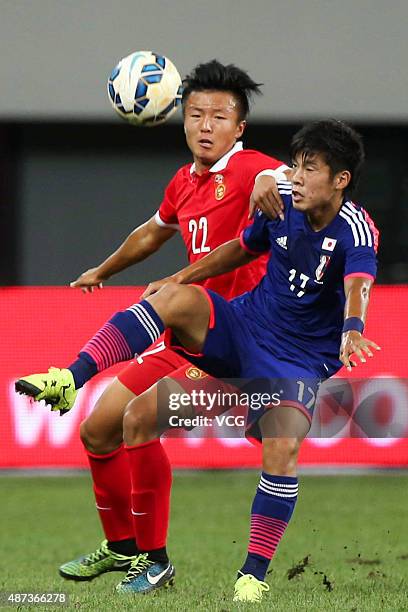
[107,51,182,126]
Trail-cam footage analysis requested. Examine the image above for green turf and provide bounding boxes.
[1,472,408,611]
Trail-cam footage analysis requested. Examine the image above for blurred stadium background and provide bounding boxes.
[1,0,407,469]
[1,3,408,609]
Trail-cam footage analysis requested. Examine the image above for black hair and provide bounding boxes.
[290,119,365,196]
[182,60,262,120]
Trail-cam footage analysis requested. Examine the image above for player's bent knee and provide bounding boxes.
[262,437,301,475]
[79,419,122,455]
[263,437,301,457]
[154,282,187,306]
[78,378,136,454]
[123,394,158,445]
[149,283,204,324]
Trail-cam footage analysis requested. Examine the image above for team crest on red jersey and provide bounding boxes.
[214,174,226,200]
[215,184,226,200]
[185,366,208,380]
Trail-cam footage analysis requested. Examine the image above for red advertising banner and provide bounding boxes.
[1,286,407,469]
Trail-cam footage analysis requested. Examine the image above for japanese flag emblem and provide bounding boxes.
[322,237,337,251]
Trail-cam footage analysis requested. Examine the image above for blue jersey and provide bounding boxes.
[237,180,379,370]
[167,180,379,430]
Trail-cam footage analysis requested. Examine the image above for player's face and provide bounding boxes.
[291,152,350,211]
[183,91,245,172]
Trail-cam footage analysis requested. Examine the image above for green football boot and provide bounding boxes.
[59,540,135,581]
[116,553,175,594]
[233,573,270,602]
[15,367,78,414]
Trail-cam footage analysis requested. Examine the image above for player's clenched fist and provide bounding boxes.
[339,330,381,372]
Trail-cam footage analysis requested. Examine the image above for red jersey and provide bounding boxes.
[155,142,288,300]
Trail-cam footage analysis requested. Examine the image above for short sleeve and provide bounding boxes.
[240,211,271,255]
[155,174,180,230]
[344,244,377,280]
[231,150,289,196]
[341,203,379,280]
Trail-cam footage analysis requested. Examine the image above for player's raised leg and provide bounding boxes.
[15,283,211,407]
[233,405,310,603]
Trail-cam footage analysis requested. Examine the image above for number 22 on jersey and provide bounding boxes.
[189,217,210,254]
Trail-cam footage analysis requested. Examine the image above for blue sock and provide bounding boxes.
[240,472,298,581]
[68,300,164,388]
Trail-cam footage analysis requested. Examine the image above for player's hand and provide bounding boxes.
[249,175,285,221]
[339,330,381,372]
[70,268,106,293]
[141,276,175,299]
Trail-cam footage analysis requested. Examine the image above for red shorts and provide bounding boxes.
[117,340,233,410]
[117,340,191,395]
[118,340,245,433]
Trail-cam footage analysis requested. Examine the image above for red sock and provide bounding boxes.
[125,439,172,551]
[86,445,134,542]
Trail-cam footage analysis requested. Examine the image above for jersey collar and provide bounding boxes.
[190,141,243,175]
[303,198,347,235]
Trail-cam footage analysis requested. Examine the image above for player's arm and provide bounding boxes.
[70,216,176,292]
[339,276,381,371]
[142,238,257,298]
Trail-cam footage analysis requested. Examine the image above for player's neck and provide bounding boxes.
[306,197,343,231]
[193,158,212,175]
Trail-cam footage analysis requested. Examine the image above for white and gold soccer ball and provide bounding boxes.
[107,51,182,126]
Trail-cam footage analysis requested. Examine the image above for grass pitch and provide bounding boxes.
[1,471,408,611]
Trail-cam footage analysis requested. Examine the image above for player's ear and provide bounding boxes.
[335,170,351,191]
[236,120,246,139]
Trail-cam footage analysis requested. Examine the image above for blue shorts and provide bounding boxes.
[168,289,337,435]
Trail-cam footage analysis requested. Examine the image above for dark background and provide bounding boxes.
[1,121,407,287]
